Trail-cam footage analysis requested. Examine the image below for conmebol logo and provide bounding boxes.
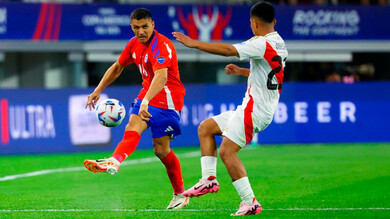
[0,98,56,145]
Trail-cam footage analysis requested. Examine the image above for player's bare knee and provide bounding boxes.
[198,123,207,138]
[219,144,237,161]
[219,147,228,161]
[153,143,169,159]
[153,149,162,158]
[198,119,219,137]
[154,148,167,159]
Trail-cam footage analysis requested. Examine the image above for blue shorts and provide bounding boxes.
[130,99,182,139]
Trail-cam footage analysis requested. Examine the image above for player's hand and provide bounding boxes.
[225,64,242,76]
[85,91,100,111]
[172,32,197,48]
[139,104,152,122]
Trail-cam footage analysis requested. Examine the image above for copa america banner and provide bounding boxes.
[0,82,389,155]
[0,3,389,41]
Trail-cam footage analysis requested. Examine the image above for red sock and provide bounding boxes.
[111,131,141,163]
[161,150,184,194]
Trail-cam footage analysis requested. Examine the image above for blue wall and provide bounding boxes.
[0,3,389,41]
[0,82,389,155]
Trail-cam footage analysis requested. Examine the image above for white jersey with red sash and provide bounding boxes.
[213,32,288,147]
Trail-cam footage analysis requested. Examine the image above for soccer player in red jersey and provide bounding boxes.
[84,8,188,209]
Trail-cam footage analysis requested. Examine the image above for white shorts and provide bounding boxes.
[212,105,269,148]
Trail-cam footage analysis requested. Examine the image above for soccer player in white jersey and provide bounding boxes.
[173,1,287,216]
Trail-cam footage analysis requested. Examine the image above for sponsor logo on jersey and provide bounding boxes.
[157,56,165,64]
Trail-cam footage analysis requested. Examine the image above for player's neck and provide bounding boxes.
[254,27,275,37]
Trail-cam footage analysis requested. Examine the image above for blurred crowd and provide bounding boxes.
[267,0,390,5]
[0,0,389,5]
[284,54,389,84]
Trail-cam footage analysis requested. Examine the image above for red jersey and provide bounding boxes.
[118,30,185,111]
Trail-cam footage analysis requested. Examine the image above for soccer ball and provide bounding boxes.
[95,99,126,127]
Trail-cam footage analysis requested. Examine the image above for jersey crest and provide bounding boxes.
[157,56,165,64]
[144,54,148,63]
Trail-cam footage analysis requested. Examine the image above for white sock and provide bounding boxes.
[201,156,217,179]
[232,176,255,205]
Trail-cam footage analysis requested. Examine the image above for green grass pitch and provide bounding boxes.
[1,143,389,218]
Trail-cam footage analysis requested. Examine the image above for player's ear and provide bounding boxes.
[255,19,260,29]
[152,20,155,29]
[273,19,277,26]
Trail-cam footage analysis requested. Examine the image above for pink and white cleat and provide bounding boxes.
[231,198,262,216]
[183,176,220,197]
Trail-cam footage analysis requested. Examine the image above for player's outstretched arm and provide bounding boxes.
[85,61,125,110]
[172,32,239,57]
[225,64,250,77]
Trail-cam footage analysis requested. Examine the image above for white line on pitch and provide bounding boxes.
[0,151,200,182]
[0,208,389,212]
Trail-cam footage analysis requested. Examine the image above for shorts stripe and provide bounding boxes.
[244,87,254,145]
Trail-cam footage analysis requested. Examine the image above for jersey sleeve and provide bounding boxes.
[150,37,172,72]
[118,38,135,66]
[233,37,266,60]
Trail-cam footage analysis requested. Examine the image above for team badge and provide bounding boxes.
[156,56,165,64]
[144,54,148,63]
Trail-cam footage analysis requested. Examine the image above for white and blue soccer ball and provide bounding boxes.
[95,99,126,127]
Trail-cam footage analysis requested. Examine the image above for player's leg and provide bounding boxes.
[153,136,189,209]
[184,111,234,197]
[110,114,147,162]
[198,118,221,157]
[147,105,188,209]
[183,117,224,197]
[198,118,221,180]
[219,106,262,216]
[153,136,183,194]
[84,99,148,174]
[219,137,261,216]
[219,137,246,179]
